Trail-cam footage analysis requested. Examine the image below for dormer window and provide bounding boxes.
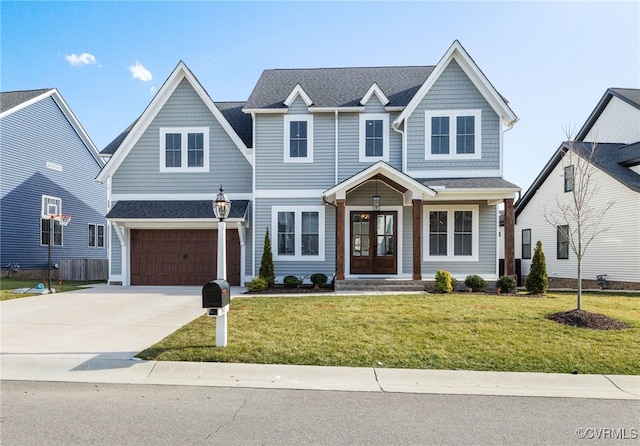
[425,110,481,159]
[284,115,313,163]
[359,113,389,162]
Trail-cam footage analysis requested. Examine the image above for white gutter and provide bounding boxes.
[392,121,407,173]
[335,110,339,184]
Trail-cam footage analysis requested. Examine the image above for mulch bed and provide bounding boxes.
[546,309,630,330]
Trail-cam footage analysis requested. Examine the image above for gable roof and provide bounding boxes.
[576,88,640,141]
[0,89,52,115]
[96,61,252,183]
[515,141,640,219]
[101,100,252,157]
[244,65,435,111]
[394,40,518,129]
[0,88,104,166]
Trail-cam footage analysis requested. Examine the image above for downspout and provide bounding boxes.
[251,111,256,280]
[500,120,516,178]
[323,195,338,284]
[392,121,406,173]
[334,110,339,184]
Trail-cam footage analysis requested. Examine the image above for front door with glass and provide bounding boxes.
[350,211,397,275]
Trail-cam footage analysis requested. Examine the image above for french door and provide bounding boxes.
[350,211,397,275]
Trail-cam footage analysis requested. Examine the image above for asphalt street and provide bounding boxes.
[2,380,639,446]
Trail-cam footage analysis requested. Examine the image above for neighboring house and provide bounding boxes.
[97,41,521,288]
[514,88,640,290]
[0,89,107,278]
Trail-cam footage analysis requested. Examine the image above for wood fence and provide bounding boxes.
[60,258,108,281]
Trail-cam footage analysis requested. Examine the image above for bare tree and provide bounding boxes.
[543,128,615,309]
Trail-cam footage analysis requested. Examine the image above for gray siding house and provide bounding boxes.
[97,41,520,288]
[0,89,107,278]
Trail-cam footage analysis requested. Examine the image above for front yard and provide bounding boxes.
[138,291,640,375]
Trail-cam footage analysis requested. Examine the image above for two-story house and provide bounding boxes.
[97,41,520,289]
[514,88,640,290]
[0,89,107,280]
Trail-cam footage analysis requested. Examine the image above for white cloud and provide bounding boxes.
[129,61,152,82]
[66,52,97,67]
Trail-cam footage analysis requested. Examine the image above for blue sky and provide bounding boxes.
[2,1,638,192]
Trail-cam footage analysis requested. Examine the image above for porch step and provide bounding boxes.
[335,279,425,292]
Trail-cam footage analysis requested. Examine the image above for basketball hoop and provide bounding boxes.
[51,214,71,226]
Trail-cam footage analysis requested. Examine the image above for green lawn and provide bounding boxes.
[0,278,103,301]
[138,292,640,375]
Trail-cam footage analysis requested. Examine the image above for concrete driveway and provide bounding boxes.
[1,284,208,360]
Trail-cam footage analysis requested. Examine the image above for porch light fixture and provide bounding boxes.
[213,185,231,220]
[372,195,380,211]
[372,177,380,211]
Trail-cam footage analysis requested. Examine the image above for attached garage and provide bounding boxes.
[107,200,250,287]
[130,229,241,286]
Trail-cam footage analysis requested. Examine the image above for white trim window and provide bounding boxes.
[272,206,325,261]
[88,224,105,248]
[160,127,209,172]
[359,113,389,162]
[284,115,313,163]
[425,110,481,159]
[423,205,479,261]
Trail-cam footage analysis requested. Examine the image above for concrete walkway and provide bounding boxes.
[1,284,638,400]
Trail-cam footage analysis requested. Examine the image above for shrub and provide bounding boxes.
[464,275,487,292]
[451,277,458,290]
[526,240,548,294]
[496,275,516,293]
[247,276,268,292]
[283,275,302,288]
[435,270,453,293]
[310,273,328,288]
[259,228,275,287]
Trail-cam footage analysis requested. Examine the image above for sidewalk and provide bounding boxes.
[1,284,638,400]
[1,355,638,400]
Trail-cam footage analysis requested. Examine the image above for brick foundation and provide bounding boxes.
[521,275,640,291]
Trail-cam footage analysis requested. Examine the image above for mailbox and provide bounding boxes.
[202,279,230,308]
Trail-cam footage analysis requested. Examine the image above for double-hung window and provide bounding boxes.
[160,127,209,172]
[425,110,481,159]
[88,224,105,248]
[557,225,569,259]
[359,113,389,162]
[284,115,313,163]
[424,206,479,261]
[40,195,63,247]
[272,206,324,261]
[521,229,532,259]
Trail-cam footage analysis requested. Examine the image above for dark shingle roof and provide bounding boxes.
[0,89,52,114]
[106,200,250,220]
[101,119,137,155]
[215,102,252,148]
[587,141,640,192]
[610,88,640,108]
[418,177,520,190]
[244,66,435,110]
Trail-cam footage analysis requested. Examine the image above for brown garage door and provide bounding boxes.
[130,229,241,286]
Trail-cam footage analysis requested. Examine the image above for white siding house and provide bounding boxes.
[514,88,640,289]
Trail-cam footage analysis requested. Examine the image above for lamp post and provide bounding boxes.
[212,186,231,347]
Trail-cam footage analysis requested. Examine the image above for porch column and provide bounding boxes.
[412,199,422,280]
[336,199,345,280]
[503,198,515,278]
